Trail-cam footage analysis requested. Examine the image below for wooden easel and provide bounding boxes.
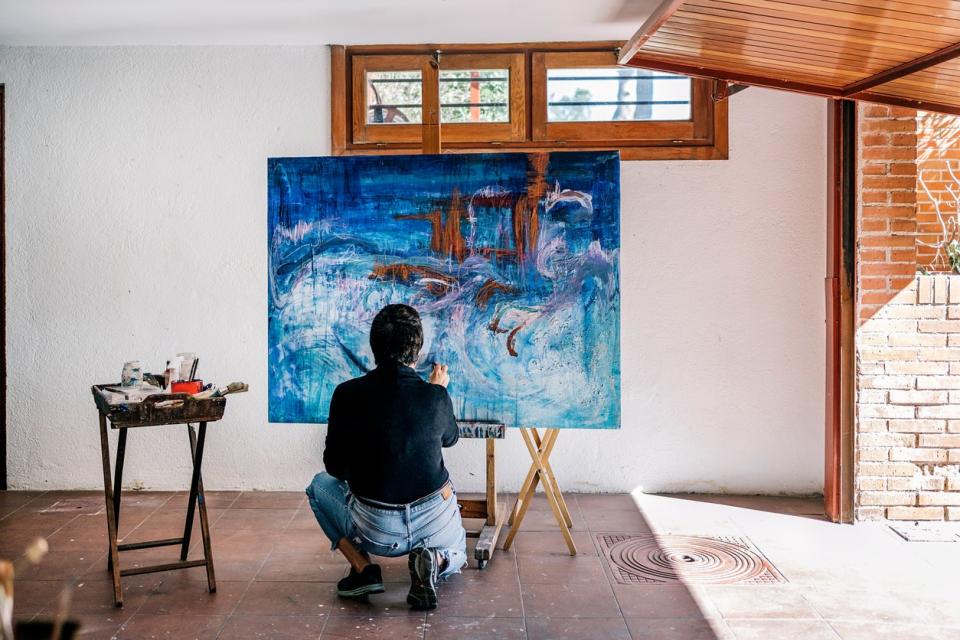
[502,428,577,555]
[456,422,507,569]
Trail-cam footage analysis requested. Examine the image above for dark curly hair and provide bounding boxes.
[370,304,424,366]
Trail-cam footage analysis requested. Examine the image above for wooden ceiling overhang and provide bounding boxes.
[617,0,960,116]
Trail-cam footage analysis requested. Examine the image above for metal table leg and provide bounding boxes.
[185,423,216,592]
[107,427,127,573]
[98,413,123,607]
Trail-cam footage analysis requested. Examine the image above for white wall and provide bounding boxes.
[1,47,826,494]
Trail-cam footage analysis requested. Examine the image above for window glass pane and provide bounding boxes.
[366,71,422,124]
[546,68,691,122]
[439,69,509,123]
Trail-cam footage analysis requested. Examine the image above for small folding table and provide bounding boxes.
[91,385,227,606]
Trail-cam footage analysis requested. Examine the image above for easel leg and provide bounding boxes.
[485,438,496,527]
[107,427,127,573]
[98,413,123,606]
[188,423,217,592]
[508,429,550,526]
[474,437,505,569]
[503,428,576,556]
[503,429,556,550]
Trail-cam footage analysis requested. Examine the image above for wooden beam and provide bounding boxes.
[622,54,841,97]
[842,41,960,97]
[623,53,960,117]
[618,0,688,65]
[857,91,960,118]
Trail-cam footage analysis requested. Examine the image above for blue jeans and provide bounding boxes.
[306,472,467,580]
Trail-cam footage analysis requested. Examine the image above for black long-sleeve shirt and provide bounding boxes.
[323,363,460,504]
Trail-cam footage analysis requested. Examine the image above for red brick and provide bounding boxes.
[889,162,917,176]
[861,236,915,248]
[861,264,916,279]
[863,176,918,190]
[862,147,917,160]
[861,119,916,133]
[862,105,892,118]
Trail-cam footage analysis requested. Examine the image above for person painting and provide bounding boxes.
[305,304,467,611]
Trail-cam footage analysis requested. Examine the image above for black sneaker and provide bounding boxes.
[407,547,439,610]
[337,564,385,598]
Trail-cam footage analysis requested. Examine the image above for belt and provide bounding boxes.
[354,482,453,511]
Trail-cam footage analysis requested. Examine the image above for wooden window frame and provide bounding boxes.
[332,42,728,161]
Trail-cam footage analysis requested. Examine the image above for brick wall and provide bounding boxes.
[856,276,960,521]
[916,111,960,271]
[858,104,918,324]
[856,105,960,521]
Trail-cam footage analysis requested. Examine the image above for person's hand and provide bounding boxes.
[429,363,450,388]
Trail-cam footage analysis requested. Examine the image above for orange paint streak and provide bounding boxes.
[444,188,467,262]
[369,263,455,296]
[506,326,522,357]
[476,278,515,309]
[395,210,443,254]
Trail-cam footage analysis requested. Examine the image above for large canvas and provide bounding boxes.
[268,151,620,428]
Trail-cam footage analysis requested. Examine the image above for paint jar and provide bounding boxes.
[121,361,142,388]
[177,352,197,381]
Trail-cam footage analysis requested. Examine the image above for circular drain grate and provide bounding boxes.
[606,535,771,584]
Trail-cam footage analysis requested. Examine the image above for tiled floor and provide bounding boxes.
[3,490,960,639]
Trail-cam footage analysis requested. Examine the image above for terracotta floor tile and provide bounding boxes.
[68,612,128,639]
[526,616,631,640]
[507,530,598,556]
[625,617,731,640]
[427,573,523,618]
[13,550,105,581]
[0,490,47,509]
[703,586,819,620]
[48,574,162,614]
[521,582,621,619]
[114,613,226,639]
[234,581,335,616]
[575,494,639,512]
[287,508,325,531]
[800,587,942,624]
[828,621,960,640]
[327,582,426,618]
[424,616,526,639]
[256,550,349,582]
[217,614,326,639]
[10,580,65,620]
[320,615,426,639]
[201,491,243,509]
[212,509,297,532]
[233,492,305,510]
[510,508,588,532]
[517,554,608,584]
[725,618,839,640]
[613,585,715,619]
[139,577,247,615]
[582,510,653,532]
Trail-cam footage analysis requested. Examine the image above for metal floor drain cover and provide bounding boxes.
[596,534,786,585]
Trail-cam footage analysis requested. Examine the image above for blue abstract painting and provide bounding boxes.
[268,151,620,428]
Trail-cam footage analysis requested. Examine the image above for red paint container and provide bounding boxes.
[171,380,203,395]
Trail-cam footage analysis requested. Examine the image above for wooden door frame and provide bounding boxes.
[1,84,6,490]
[825,98,856,523]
